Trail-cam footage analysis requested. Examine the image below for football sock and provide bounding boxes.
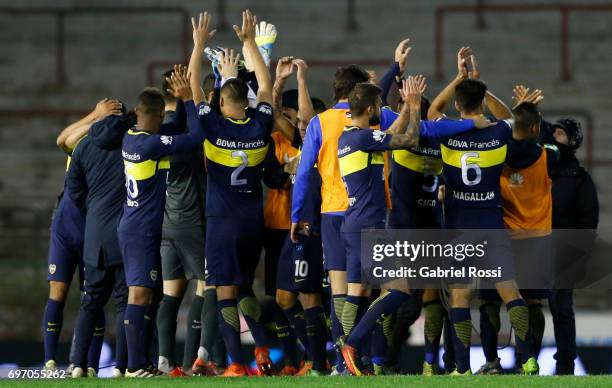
[157,294,181,366]
[507,298,534,363]
[528,303,545,358]
[370,325,388,367]
[115,309,128,371]
[449,307,472,374]
[283,303,310,360]
[211,330,227,367]
[217,298,243,364]
[275,305,298,368]
[87,309,105,371]
[182,294,203,370]
[304,306,327,371]
[124,304,147,371]
[238,290,268,347]
[423,300,445,365]
[143,303,159,366]
[70,306,97,368]
[347,290,410,347]
[341,295,366,336]
[442,315,456,372]
[331,294,346,371]
[479,302,501,362]
[200,289,221,363]
[43,299,64,362]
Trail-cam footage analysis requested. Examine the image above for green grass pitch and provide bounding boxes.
[2,376,612,388]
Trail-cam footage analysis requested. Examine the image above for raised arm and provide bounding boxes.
[428,46,471,120]
[57,98,122,153]
[272,56,295,142]
[188,12,217,106]
[293,59,315,127]
[387,76,424,149]
[234,10,272,105]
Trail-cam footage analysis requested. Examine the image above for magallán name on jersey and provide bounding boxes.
[452,190,495,201]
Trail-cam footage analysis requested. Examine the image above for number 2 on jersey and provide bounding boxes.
[230,150,248,186]
[460,151,482,186]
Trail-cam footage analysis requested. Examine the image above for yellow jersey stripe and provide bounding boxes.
[124,160,158,180]
[127,129,150,136]
[226,117,251,125]
[393,150,443,174]
[204,139,268,167]
[339,150,384,176]
[440,144,507,168]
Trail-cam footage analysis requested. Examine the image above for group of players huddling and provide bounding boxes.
[41,8,595,378]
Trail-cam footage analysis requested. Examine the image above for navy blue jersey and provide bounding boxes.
[196,101,273,219]
[118,101,205,236]
[51,156,85,240]
[338,127,392,232]
[389,139,443,228]
[436,119,512,210]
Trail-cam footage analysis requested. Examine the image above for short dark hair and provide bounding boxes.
[455,79,487,113]
[348,83,382,117]
[512,102,541,133]
[311,97,327,114]
[202,73,216,97]
[161,69,174,102]
[220,78,248,105]
[333,64,370,101]
[137,87,165,114]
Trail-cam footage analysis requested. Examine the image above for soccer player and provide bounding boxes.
[116,68,207,377]
[186,10,275,377]
[155,69,213,377]
[44,99,120,374]
[380,39,453,375]
[291,63,383,373]
[266,57,327,376]
[66,99,130,378]
[427,47,539,375]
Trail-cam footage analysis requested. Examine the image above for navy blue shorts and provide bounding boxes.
[341,231,362,284]
[443,206,504,229]
[117,232,162,289]
[47,228,84,290]
[321,214,346,271]
[276,234,324,293]
[205,217,263,286]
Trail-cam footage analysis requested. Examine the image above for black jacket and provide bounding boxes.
[66,115,127,267]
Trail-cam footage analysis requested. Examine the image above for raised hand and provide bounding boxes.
[394,38,412,74]
[292,59,308,82]
[192,12,216,47]
[166,64,193,101]
[457,46,472,79]
[400,75,426,110]
[93,98,123,119]
[467,54,480,79]
[512,85,544,107]
[275,56,294,80]
[217,48,241,79]
[233,9,257,43]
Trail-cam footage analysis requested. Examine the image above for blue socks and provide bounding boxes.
[87,310,105,371]
[275,305,298,368]
[479,302,501,363]
[124,304,147,371]
[346,290,410,347]
[331,294,346,371]
[115,309,128,371]
[507,298,534,363]
[449,307,472,373]
[283,303,309,360]
[217,298,243,364]
[43,299,64,362]
[304,306,327,371]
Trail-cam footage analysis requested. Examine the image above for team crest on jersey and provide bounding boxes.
[372,130,386,143]
[258,104,272,115]
[160,135,173,145]
[509,172,524,186]
[48,264,56,275]
[199,104,211,115]
[150,270,158,281]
